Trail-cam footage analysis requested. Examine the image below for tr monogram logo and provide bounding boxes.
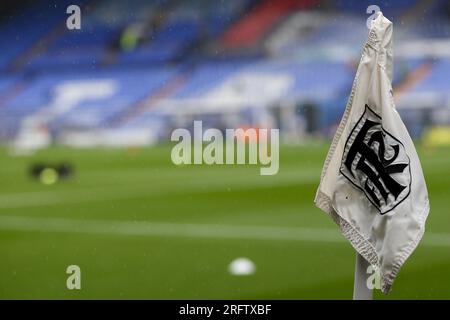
[340,105,411,214]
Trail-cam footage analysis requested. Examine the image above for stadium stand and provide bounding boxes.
[1,0,449,144]
[221,0,316,50]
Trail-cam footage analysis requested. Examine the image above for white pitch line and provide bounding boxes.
[0,215,343,243]
[0,215,448,247]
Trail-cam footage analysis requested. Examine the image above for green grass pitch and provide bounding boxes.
[0,143,449,299]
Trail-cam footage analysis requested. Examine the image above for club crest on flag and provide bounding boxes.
[339,105,411,215]
[314,10,430,295]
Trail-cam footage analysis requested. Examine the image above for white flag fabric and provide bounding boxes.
[314,12,430,294]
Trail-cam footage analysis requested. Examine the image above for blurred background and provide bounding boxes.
[0,0,449,299]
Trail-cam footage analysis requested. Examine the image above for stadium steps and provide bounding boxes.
[8,0,96,72]
[393,61,434,99]
[220,0,316,51]
[107,70,191,127]
[9,22,71,72]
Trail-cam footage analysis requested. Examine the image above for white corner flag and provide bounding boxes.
[314,12,430,295]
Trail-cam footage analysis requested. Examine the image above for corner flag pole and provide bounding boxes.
[353,253,373,300]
